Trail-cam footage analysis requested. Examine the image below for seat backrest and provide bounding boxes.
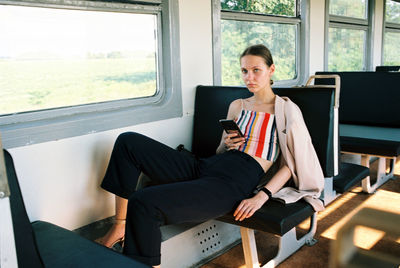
[315,71,400,128]
[192,85,337,177]
[4,149,44,267]
[375,66,400,72]
[192,86,252,158]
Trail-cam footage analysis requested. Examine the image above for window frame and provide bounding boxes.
[382,0,400,65]
[212,0,309,87]
[0,0,182,148]
[324,0,375,71]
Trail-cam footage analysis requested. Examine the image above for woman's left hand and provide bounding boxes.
[233,192,269,221]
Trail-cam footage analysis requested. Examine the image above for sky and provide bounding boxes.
[0,5,157,59]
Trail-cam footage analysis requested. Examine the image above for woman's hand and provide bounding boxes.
[224,133,245,150]
[233,191,269,221]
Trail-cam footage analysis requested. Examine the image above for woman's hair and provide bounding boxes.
[240,44,274,85]
[240,44,274,67]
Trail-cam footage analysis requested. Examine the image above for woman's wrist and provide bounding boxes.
[255,190,269,203]
[216,144,227,154]
[259,187,272,199]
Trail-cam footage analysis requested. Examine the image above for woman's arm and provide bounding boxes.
[216,132,229,154]
[233,164,291,221]
[216,99,245,154]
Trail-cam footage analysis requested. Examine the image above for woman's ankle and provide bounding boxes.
[95,221,125,248]
[114,218,126,225]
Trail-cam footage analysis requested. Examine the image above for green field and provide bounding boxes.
[0,57,156,114]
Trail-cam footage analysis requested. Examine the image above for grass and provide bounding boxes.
[0,57,156,114]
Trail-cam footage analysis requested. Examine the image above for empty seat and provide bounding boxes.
[4,149,149,268]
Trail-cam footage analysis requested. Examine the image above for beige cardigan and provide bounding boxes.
[272,95,325,212]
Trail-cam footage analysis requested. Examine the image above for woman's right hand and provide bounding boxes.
[224,133,245,150]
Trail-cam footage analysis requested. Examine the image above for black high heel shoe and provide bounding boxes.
[95,219,125,248]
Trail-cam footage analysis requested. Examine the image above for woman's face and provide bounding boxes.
[240,55,275,93]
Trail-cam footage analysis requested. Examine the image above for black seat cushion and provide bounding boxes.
[192,86,252,158]
[5,149,44,268]
[218,200,314,235]
[375,66,400,72]
[341,136,400,157]
[32,221,149,267]
[192,85,336,177]
[192,86,336,235]
[315,71,400,128]
[333,162,370,193]
[5,148,148,268]
[273,87,336,177]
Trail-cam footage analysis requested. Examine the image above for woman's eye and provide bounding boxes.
[241,69,248,74]
[254,69,259,73]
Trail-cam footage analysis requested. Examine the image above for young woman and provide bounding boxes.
[96,44,324,267]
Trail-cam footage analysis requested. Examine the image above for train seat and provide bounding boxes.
[375,65,400,72]
[333,162,370,193]
[3,149,149,268]
[191,82,368,267]
[315,71,400,193]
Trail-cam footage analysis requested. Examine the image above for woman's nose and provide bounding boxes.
[246,72,253,80]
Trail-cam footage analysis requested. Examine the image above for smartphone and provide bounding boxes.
[219,119,244,137]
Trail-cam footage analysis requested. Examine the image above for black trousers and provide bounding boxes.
[100,132,264,266]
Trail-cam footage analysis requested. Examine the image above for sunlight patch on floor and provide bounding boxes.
[353,226,386,250]
[320,191,359,219]
[238,264,258,268]
[361,189,400,214]
[321,189,400,243]
[297,187,363,230]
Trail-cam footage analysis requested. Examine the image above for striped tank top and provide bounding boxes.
[235,101,280,162]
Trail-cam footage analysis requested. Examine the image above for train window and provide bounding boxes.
[221,0,296,17]
[0,0,182,148]
[329,0,367,19]
[215,0,302,86]
[383,0,400,65]
[327,27,366,71]
[0,6,158,115]
[326,0,371,71]
[385,0,400,24]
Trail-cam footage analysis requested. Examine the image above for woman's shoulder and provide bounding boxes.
[226,99,243,119]
[230,98,242,106]
[229,98,243,111]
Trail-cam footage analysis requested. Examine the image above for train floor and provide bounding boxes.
[201,157,400,268]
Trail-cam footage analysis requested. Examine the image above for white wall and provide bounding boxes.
[8,0,213,230]
[309,0,326,75]
[372,0,384,68]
